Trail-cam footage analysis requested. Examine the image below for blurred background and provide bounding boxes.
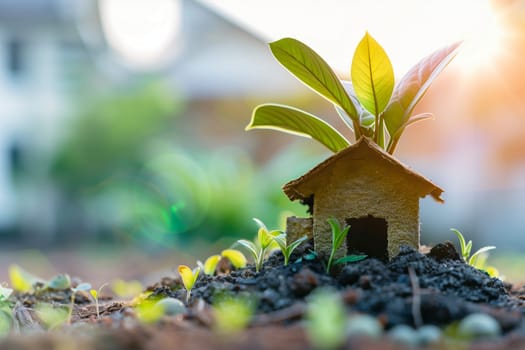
[0,0,525,282]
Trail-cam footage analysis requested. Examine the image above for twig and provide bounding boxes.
[408,266,423,328]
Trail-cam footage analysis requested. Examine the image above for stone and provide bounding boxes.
[458,313,501,340]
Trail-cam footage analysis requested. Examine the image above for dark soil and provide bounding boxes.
[3,241,525,349]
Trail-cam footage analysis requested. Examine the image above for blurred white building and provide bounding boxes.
[0,0,303,238]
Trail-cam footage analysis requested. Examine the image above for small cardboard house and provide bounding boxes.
[283,137,444,261]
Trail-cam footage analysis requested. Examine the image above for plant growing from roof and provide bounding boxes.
[235,218,281,272]
[246,33,460,154]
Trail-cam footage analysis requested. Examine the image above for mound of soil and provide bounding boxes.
[151,242,524,330]
[3,241,525,349]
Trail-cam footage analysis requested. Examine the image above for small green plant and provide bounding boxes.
[178,265,200,303]
[273,234,309,266]
[90,283,108,319]
[326,218,367,274]
[68,282,92,325]
[0,284,13,336]
[213,295,255,336]
[235,218,281,272]
[451,228,496,270]
[247,33,460,154]
[305,288,347,350]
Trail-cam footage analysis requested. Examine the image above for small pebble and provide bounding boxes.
[416,325,442,345]
[388,324,418,347]
[458,313,501,340]
[155,298,186,316]
[346,314,383,339]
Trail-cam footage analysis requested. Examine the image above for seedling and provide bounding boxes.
[213,295,255,335]
[451,229,496,270]
[220,249,247,269]
[68,282,92,325]
[326,218,349,273]
[326,218,367,274]
[235,218,281,272]
[202,255,221,275]
[247,33,460,154]
[199,249,247,276]
[306,288,347,350]
[90,283,108,319]
[178,265,200,303]
[0,284,13,336]
[273,234,309,266]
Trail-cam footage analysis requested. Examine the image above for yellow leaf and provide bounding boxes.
[8,265,38,293]
[221,249,247,269]
[203,255,221,275]
[178,265,199,290]
[111,279,144,299]
[90,290,98,299]
[351,32,394,117]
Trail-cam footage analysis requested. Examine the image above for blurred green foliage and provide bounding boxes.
[52,82,180,190]
[50,81,318,248]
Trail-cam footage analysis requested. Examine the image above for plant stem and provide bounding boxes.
[186,290,191,304]
[326,252,335,274]
[68,292,76,325]
[387,136,400,154]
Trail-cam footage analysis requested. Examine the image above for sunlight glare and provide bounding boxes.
[99,0,181,69]
[453,1,507,75]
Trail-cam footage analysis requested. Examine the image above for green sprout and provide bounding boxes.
[451,229,496,271]
[326,218,366,274]
[199,249,247,276]
[235,218,281,272]
[306,288,347,350]
[246,33,460,154]
[0,284,13,336]
[68,282,92,325]
[273,234,309,266]
[90,283,108,319]
[178,265,200,303]
[213,295,255,336]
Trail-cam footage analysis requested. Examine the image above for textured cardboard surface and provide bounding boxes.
[282,137,443,260]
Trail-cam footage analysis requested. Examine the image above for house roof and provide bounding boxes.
[282,137,444,203]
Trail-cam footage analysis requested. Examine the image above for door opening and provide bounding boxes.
[346,215,388,261]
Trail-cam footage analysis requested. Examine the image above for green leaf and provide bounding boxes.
[351,32,394,117]
[328,218,350,250]
[335,81,375,130]
[269,38,360,132]
[73,283,92,292]
[272,233,288,251]
[384,42,461,139]
[334,255,367,265]
[235,240,259,259]
[468,246,496,266]
[451,228,467,258]
[47,274,71,290]
[389,113,433,143]
[287,235,309,254]
[247,104,350,152]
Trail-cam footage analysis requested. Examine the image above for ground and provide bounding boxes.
[1,241,525,349]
